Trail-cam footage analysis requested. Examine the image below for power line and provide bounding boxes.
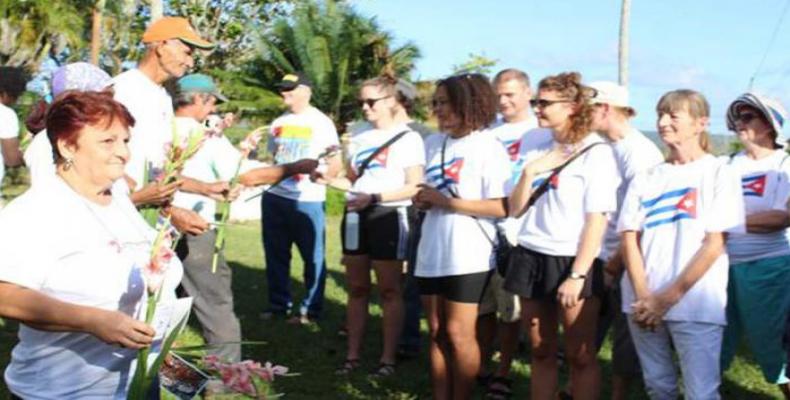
[748,0,790,90]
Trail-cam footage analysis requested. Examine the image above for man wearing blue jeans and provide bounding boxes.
[263,73,341,324]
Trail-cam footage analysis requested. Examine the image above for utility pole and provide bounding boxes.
[619,0,631,87]
[150,0,163,21]
[90,0,105,65]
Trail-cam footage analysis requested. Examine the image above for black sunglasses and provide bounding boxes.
[358,96,391,108]
[736,112,760,124]
[529,98,573,109]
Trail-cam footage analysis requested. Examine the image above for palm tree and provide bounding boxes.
[252,0,420,130]
[0,0,85,69]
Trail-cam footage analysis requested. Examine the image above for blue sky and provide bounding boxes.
[352,0,790,134]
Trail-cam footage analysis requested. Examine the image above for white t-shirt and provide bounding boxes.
[723,150,790,263]
[348,124,425,207]
[267,106,339,202]
[489,122,550,244]
[599,129,665,261]
[0,102,19,184]
[516,133,620,256]
[617,155,745,325]
[171,117,263,223]
[415,131,511,278]
[112,69,174,190]
[0,175,183,399]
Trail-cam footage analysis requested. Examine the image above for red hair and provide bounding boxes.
[46,90,135,163]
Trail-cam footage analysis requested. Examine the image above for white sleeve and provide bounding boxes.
[617,172,646,232]
[0,206,48,289]
[397,132,426,168]
[317,117,340,153]
[770,157,790,211]
[482,142,511,199]
[584,145,620,213]
[0,107,19,139]
[707,164,746,234]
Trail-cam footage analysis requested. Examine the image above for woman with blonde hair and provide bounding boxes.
[504,72,618,400]
[618,89,744,399]
[330,76,425,377]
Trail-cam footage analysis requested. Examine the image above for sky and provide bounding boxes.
[351,0,790,134]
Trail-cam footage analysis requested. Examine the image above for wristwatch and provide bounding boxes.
[568,271,587,280]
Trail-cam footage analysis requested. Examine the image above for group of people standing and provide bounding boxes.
[0,14,788,400]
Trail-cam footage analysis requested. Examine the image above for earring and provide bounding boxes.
[64,158,75,170]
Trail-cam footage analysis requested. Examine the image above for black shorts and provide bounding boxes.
[503,246,604,300]
[341,205,410,260]
[417,270,494,304]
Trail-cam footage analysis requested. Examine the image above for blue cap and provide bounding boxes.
[177,73,228,103]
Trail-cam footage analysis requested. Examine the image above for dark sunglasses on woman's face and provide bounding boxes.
[358,96,390,108]
[736,112,760,124]
[529,98,573,109]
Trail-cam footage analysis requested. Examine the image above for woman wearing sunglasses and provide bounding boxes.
[332,76,425,378]
[504,72,618,400]
[413,73,510,399]
[618,90,744,399]
[719,93,790,395]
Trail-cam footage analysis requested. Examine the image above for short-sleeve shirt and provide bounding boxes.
[516,133,620,256]
[0,103,19,184]
[724,149,790,263]
[617,155,745,325]
[599,129,665,261]
[266,106,339,202]
[348,124,425,207]
[0,175,183,399]
[112,69,174,190]
[170,117,263,223]
[415,131,511,278]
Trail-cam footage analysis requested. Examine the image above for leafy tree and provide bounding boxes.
[251,0,421,130]
[0,0,87,68]
[452,52,498,76]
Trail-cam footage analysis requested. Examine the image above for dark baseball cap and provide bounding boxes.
[275,72,312,91]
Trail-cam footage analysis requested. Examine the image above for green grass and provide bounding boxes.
[0,216,785,399]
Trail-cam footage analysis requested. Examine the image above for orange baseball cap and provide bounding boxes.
[142,17,214,50]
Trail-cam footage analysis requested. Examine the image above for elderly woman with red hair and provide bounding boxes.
[0,91,182,399]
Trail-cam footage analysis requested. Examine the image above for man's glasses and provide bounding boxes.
[358,96,391,108]
[735,112,760,124]
[529,98,573,109]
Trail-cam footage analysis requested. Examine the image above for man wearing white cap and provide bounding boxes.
[588,81,663,400]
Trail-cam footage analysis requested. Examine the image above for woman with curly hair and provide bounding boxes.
[414,73,510,399]
[504,72,619,400]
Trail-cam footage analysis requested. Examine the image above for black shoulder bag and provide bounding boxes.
[355,130,410,179]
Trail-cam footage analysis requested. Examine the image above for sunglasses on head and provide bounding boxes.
[358,96,391,108]
[529,98,573,109]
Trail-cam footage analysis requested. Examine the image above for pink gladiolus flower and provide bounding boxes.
[239,129,263,154]
[144,245,174,294]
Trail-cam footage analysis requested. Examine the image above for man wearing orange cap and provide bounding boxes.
[112,17,227,235]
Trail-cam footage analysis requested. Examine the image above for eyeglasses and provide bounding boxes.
[735,112,760,124]
[530,98,573,109]
[358,96,391,108]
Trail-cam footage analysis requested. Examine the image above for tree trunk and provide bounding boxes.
[150,0,163,21]
[618,0,631,87]
[90,0,105,65]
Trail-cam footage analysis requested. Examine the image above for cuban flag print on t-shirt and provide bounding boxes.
[354,147,390,171]
[530,174,560,190]
[425,157,465,192]
[502,139,521,162]
[741,174,766,197]
[642,187,698,229]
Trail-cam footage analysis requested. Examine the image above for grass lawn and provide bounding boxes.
[0,215,785,399]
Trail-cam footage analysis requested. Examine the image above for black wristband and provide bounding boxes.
[370,193,382,205]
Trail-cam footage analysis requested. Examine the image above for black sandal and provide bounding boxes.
[485,376,514,399]
[369,362,396,378]
[334,359,360,375]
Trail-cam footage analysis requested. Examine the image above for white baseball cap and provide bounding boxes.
[589,81,630,108]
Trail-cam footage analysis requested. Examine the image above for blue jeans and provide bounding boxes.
[261,192,327,318]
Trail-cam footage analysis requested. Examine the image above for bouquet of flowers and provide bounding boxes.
[140,123,206,227]
[201,355,290,399]
[128,219,190,399]
[210,127,266,273]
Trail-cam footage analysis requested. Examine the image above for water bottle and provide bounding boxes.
[345,211,360,250]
